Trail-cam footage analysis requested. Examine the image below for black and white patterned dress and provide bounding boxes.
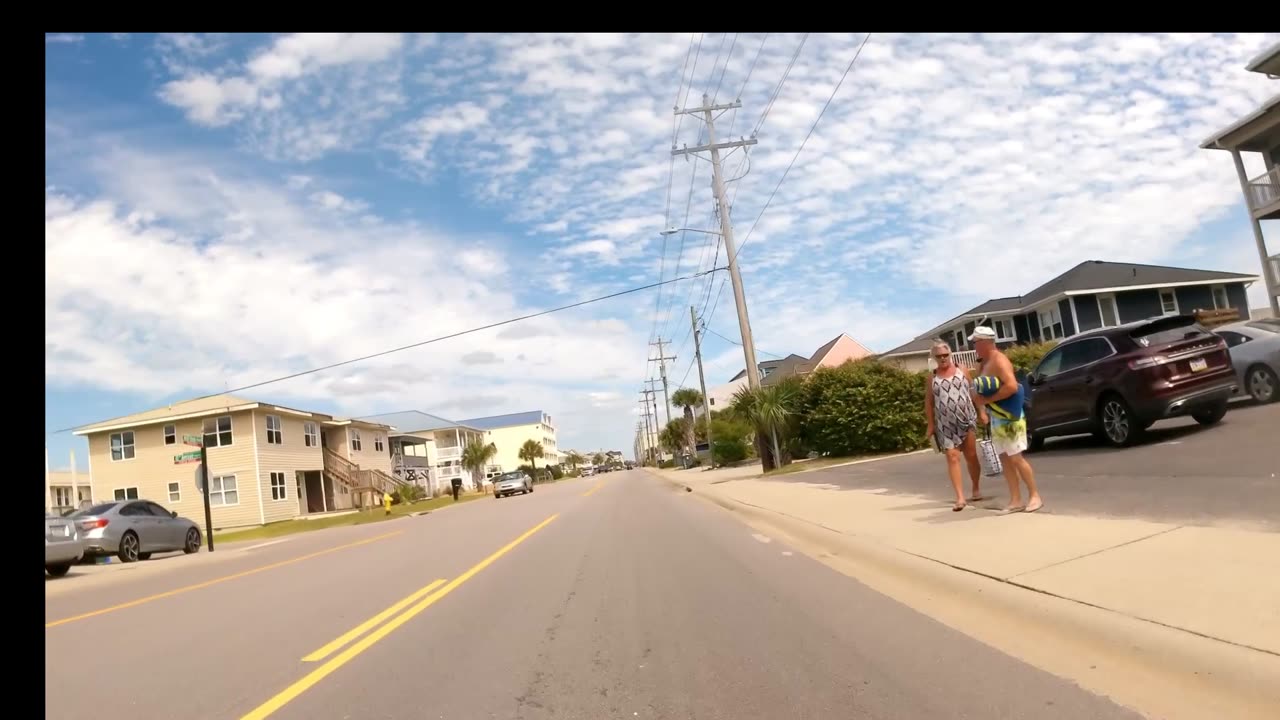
[931,369,978,450]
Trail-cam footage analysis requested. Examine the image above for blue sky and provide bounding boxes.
[45,32,1279,464]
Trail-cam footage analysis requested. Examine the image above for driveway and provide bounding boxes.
[781,401,1279,531]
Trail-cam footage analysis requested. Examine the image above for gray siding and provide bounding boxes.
[1117,289,1163,323]
[1073,294,1102,332]
[1014,314,1031,342]
[1175,285,1215,314]
[1226,282,1250,315]
[1058,299,1075,336]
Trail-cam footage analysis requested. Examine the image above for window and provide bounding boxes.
[1038,307,1064,340]
[52,486,73,508]
[1158,288,1179,316]
[1216,330,1251,348]
[203,415,233,447]
[209,475,239,506]
[163,424,176,445]
[270,472,287,501]
[374,433,384,452]
[266,415,283,445]
[1060,338,1114,372]
[1096,294,1120,328]
[304,421,319,447]
[110,431,135,461]
[1211,285,1229,311]
[351,429,362,452]
[146,502,173,518]
[114,487,139,501]
[167,481,181,502]
[953,329,967,350]
[709,398,715,406]
[992,318,1015,341]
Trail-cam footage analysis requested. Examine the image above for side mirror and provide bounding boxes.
[171,511,178,518]
[1027,373,1042,387]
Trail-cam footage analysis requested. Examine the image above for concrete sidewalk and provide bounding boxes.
[651,464,1280,657]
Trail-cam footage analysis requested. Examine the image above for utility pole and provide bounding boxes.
[650,338,677,428]
[691,305,714,466]
[674,93,762,389]
[643,381,663,460]
[640,390,657,465]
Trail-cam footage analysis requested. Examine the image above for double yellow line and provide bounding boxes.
[240,513,559,720]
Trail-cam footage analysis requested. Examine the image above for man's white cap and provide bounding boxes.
[968,326,997,342]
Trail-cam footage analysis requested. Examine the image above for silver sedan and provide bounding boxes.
[45,513,84,577]
[493,471,533,499]
[69,499,203,563]
[1215,319,1280,404]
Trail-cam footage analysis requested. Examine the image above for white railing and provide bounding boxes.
[1246,165,1280,212]
[436,446,461,460]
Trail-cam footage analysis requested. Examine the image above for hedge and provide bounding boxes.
[794,360,930,457]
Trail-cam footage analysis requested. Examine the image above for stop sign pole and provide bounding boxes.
[178,434,215,552]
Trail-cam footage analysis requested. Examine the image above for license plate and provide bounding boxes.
[1190,357,1208,373]
[51,525,68,537]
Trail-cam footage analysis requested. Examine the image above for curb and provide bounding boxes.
[686,483,1279,720]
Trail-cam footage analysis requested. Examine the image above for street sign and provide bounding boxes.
[193,463,205,491]
[174,450,201,465]
[183,434,204,447]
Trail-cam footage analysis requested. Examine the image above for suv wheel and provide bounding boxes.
[1191,400,1228,426]
[1098,395,1143,448]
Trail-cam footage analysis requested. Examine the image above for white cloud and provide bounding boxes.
[46,34,84,44]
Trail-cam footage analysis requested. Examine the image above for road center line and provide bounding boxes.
[582,481,605,497]
[302,578,446,663]
[240,513,560,720]
[45,531,402,629]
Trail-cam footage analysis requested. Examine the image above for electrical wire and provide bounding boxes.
[51,269,720,435]
[702,325,783,358]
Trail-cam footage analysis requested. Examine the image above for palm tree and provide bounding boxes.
[565,451,585,470]
[461,440,498,490]
[519,439,544,479]
[659,418,688,456]
[731,380,800,472]
[592,452,605,467]
[670,387,703,456]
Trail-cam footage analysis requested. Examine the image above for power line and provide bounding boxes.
[51,269,720,436]
[704,33,872,328]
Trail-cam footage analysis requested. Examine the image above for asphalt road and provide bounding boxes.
[47,472,1142,720]
[788,400,1279,531]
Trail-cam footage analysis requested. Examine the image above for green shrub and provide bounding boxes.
[1005,341,1058,374]
[796,360,930,457]
[396,484,425,504]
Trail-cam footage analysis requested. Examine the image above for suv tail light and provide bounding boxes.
[1128,355,1169,370]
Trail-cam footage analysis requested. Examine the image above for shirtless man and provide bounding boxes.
[969,326,1043,513]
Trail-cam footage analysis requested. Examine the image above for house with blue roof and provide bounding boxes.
[457,410,561,475]
[357,410,489,495]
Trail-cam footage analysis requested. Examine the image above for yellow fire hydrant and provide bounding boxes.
[383,491,393,516]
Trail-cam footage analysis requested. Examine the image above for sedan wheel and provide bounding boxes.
[184,528,201,554]
[118,532,140,563]
[1247,365,1278,404]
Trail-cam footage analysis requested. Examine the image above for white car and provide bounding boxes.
[1215,319,1280,403]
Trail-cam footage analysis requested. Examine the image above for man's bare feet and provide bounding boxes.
[1024,496,1043,513]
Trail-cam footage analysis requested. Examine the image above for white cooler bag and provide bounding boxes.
[977,425,1003,477]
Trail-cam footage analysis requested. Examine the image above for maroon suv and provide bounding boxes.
[1025,314,1238,449]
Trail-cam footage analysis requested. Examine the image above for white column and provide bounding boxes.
[70,450,79,509]
[45,447,52,513]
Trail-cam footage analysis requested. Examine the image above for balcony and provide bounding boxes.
[1246,165,1280,219]
[436,446,461,460]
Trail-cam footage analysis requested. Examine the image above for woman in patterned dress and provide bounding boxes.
[923,340,988,511]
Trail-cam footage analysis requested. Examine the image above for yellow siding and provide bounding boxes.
[254,410,326,524]
[347,425,393,474]
[323,426,350,459]
[86,409,263,530]
[485,424,552,472]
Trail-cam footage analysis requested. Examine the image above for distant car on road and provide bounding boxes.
[69,500,202,563]
[1214,319,1280,404]
[45,513,84,577]
[1025,314,1237,449]
[493,471,533,499]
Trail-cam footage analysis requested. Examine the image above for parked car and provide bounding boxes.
[1213,319,1280,404]
[1025,314,1238,449]
[45,512,84,577]
[493,471,533,499]
[69,500,203,563]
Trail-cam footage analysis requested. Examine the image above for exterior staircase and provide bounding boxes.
[323,448,405,500]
